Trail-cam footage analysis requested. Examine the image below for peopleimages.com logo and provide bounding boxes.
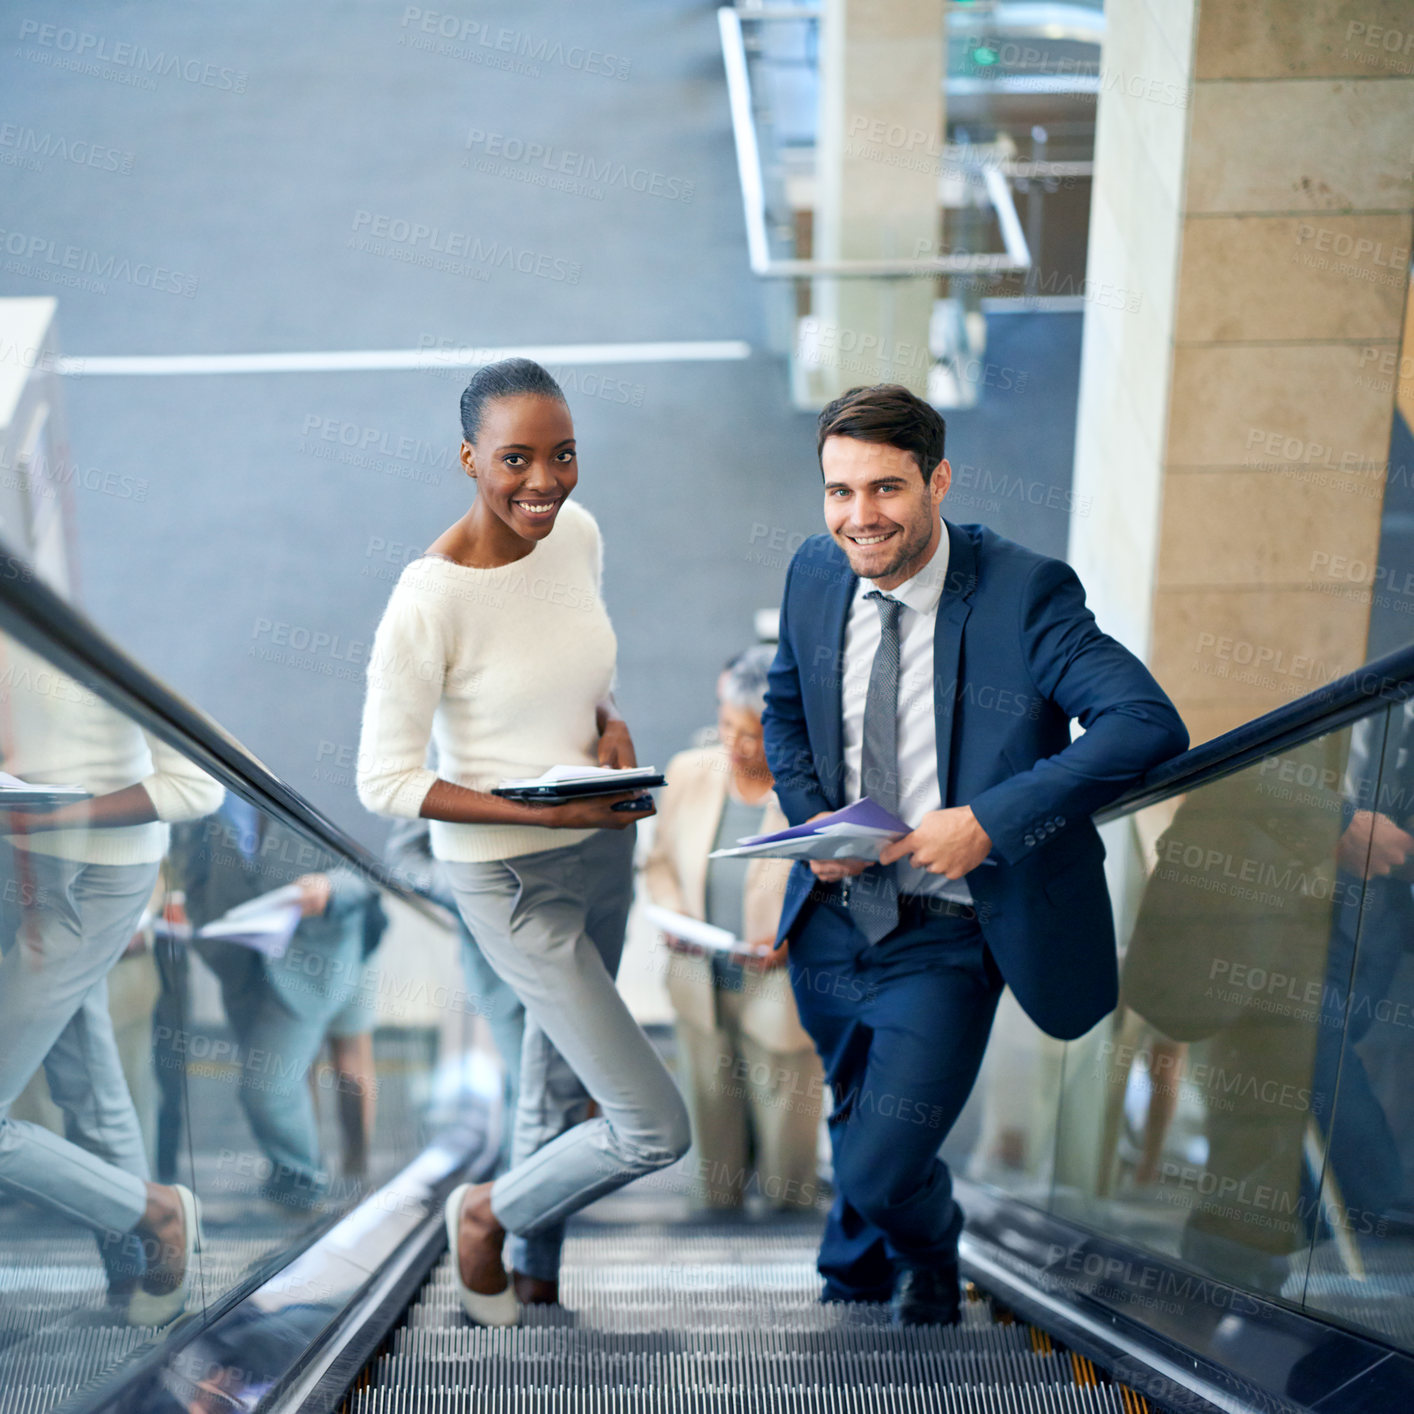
[16,20,248,92]
[0,227,199,296]
[464,129,695,203]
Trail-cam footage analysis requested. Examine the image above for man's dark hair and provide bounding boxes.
[460,358,567,443]
[816,383,946,482]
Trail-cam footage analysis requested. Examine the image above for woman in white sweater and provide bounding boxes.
[357,359,689,1325]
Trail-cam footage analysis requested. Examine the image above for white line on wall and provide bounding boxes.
[56,340,754,377]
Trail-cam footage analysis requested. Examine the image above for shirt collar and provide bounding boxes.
[853,520,949,616]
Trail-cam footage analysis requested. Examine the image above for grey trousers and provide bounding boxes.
[0,853,159,1238]
[442,827,690,1280]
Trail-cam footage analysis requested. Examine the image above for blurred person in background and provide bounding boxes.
[168,795,387,1211]
[0,639,222,1325]
[644,646,823,1212]
[308,896,388,1186]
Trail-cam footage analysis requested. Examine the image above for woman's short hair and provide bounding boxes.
[816,382,946,482]
[460,358,567,443]
[719,644,775,718]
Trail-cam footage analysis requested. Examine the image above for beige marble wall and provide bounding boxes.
[1071,0,1414,746]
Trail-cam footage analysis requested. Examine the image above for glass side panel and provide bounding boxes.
[1051,723,1368,1305]
[0,627,471,1413]
[1298,702,1414,1346]
[942,993,1063,1209]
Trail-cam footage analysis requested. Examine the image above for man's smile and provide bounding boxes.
[845,527,899,547]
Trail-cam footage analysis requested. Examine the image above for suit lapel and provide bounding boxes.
[815,550,857,810]
[934,521,977,808]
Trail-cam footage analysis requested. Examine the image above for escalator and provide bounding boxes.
[6,555,1414,1414]
[346,1205,1147,1414]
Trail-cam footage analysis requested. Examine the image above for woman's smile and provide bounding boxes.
[513,496,561,519]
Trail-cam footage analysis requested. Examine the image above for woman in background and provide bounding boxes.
[644,647,824,1212]
[357,359,688,1325]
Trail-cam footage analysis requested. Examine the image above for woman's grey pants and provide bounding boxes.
[0,854,159,1240]
[442,827,690,1279]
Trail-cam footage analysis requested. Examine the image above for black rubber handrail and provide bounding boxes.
[0,545,441,916]
[1096,642,1414,822]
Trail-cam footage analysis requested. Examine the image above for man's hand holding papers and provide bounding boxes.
[806,810,874,881]
[707,798,911,882]
[198,884,306,960]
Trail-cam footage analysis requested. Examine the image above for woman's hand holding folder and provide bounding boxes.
[542,792,656,829]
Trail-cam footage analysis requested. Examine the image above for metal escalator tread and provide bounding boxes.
[0,1041,429,1414]
[346,1215,1162,1413]
[0,1231,272,1414]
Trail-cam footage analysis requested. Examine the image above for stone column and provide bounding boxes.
[1069,0,1414,745]
[807,0,946,402]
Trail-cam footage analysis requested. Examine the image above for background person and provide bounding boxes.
[169,794,386,1211]
[308,892,389,1187]
[644,646,824,1212]
[356,358,689,1325]
[762,383,1188,1326]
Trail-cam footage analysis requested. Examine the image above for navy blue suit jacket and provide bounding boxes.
[762,519,1189,1041]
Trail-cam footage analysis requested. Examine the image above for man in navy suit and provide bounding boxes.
[762,384,1188,1325]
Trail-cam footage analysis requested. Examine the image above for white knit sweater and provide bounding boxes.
[356,499,618,862]
[1,641,225,864]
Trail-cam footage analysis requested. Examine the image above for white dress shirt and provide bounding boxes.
[841,528,972,904]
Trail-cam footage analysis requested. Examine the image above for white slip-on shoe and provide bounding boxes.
[127,1184,201,1328]
[443,1183,520,1326]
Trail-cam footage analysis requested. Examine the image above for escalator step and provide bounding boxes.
[347,1218,1162,1412]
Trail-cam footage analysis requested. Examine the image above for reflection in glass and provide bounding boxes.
[1050,718,1414,1323]
[1303,702,1414,1343]
[0,628,472,1414]
[166,802,388,1214]
[0,632,223,1352]
[385,813,525,1175]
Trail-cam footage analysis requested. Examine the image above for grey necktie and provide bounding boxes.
[851,591,902,943]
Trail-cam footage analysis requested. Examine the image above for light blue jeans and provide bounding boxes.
[197,910,371,1208]
[0,853,159,1241]
[442,827,690,1280]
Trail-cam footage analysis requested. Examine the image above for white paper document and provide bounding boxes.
[198,884,305,959]
[0,769,91,808]
[642,903,770,958]
[498,765,652,788]
[495,765,664,799]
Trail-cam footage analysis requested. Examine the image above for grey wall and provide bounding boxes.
[3,1,1078,850]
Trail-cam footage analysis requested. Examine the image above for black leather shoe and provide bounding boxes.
[891,1262,961,1327]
